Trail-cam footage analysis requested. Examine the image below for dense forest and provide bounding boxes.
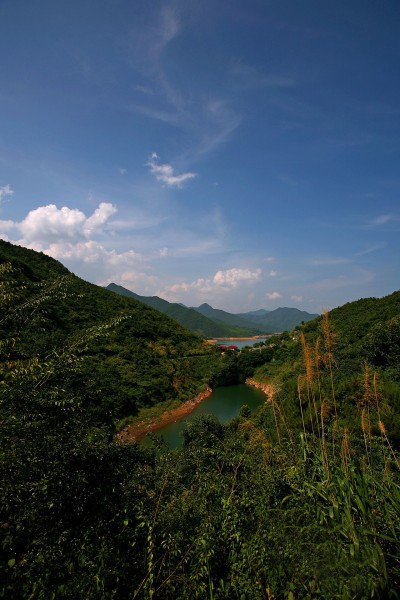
[1,240,400,599]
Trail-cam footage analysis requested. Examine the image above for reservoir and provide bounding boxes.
[212,337,272,349]
[143,384,266,449]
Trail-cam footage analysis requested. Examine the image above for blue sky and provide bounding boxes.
[1,0,399,314]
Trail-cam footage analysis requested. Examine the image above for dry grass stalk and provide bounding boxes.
[373,371,381,420]
[361,407,371,436]
[320,399,330,477]
[300,333,319,435]
[314,337,324,406]
[268,385,281,443]
[297,374,307,438]
[363,363,371,405]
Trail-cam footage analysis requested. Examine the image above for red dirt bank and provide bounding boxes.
[117,386,213,444]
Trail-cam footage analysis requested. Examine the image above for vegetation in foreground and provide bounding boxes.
[1,242,400,598]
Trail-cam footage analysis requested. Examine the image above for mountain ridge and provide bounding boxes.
[106,282,319,335]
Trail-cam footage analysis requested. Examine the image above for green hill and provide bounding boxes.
[254,289,400,441]
[0,240,217,423]
[192,303,318,334]
[238,306,319,332]
[193,302,262,334]
[2,239,400,598]
[106,283,257,337]
[106,283,232,337]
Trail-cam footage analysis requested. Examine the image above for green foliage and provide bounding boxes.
[2,244,400,598]
[0,241,219,423]
[254,292,400,444]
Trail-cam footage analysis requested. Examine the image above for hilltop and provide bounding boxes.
[2,239,400,599]
[107,283,318,336]
[0,240,217,424]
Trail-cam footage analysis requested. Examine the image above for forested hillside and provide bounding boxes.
[0,240,217,424]
[238,306,319,332]
[1,240,400,599]
[106,283,245,338]
[253,290,400,442]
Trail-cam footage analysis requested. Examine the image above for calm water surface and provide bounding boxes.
[142,384,266,449]
[213,338,270,349]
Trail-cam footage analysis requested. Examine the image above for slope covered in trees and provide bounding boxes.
[106,283,245,338]
[1,240,400,598]
[0,240,217,424]
[238,305,319,332]
[253,290,400,442]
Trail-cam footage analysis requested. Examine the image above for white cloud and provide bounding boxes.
[165,278,214,296]
[0,202,145,285]
[0,184,14,206]
[291,295,303,302]
[213,267,262,288]
[84,202,117,236]
[160,267,262,303]
[147,153,196,188]
[266,291,282,300]
[7,202,117,245]
[269,270,278,277]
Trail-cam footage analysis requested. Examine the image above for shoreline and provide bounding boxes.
[206,335,268,343]
[117,379,272,444]
[117,386,213,444]
[245,377,273,398]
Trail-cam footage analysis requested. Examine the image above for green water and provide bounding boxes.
[142,384,266,449]
[213,337,270,349]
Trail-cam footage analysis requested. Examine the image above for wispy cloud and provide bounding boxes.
[291,295,303,302]
[362,213,400,231]
[0,184,14,206]
[193,99,242,159]
[150,5,181,59]
[230,60,295,89]
[157,239,221,257]
[126,6,242,165]
[147,152,196,188]
[355,243,387,257]
[310,256,352,266]
[369,214,399,227]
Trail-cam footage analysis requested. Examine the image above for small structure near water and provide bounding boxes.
[217,344,238,352]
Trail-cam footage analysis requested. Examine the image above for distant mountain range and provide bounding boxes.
[106,284,318,337]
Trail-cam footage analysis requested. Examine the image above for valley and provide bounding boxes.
[1,239,400,599]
